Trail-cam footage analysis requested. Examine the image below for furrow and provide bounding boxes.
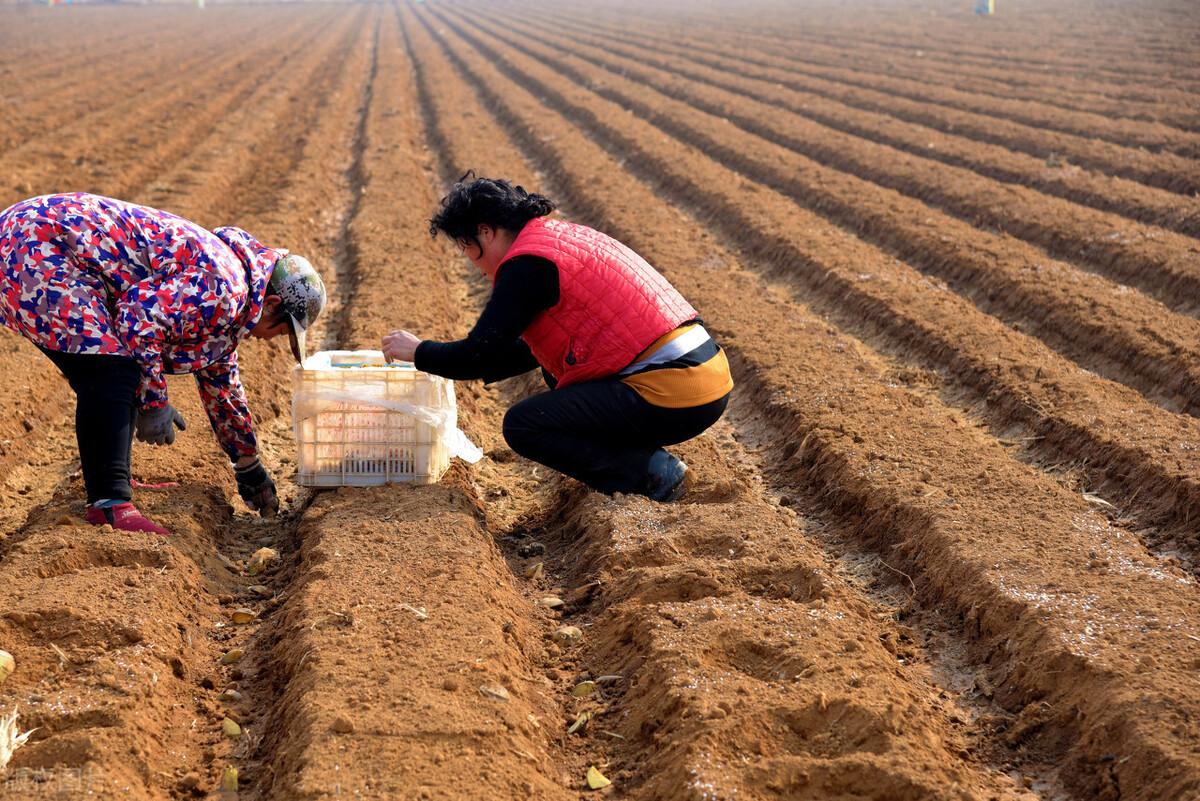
[237,7,575,801]
[0,16,241,152]
[535,6,1200,158]
[501,12,1200,313]
[400,5,1049,798]
[666,2,1200,90]
[0,11,371,798]
[529,6,1200,196]
[133,7,367,222]
[411,7,1200,798]
[561,7,1200,132]
[0,9,326,210]
[455,6,1200,424]
[756,30,1200,129]
[0,7,347,543]
[515,10,1200,239]
[437,0,1200,566]
[0,7,165,73]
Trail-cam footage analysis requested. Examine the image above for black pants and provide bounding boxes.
[502,379,729,496]
[40,347,140,504]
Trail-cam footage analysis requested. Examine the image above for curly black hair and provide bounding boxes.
[428,171,556,252]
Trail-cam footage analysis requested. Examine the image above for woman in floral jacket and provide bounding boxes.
[0,193,326,536]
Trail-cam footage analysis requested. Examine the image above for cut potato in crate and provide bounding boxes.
[293,350,482,487]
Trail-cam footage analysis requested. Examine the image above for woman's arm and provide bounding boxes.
[417,336,539,382]
[193,351,258,462]
[383,256,558,380]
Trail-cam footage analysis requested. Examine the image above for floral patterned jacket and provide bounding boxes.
[0,193,281,460]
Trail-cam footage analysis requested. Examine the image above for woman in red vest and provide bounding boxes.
[382,174,732,501]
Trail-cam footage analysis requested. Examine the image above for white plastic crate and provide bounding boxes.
[292,350,471,487]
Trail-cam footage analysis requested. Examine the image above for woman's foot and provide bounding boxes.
[645,451,689,502]
[85,502,171,537]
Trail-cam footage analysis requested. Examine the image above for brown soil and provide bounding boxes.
[517,11,1200,239]
[531,5,1200,193]
[1,1,1198,800]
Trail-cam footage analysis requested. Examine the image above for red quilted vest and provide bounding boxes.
[497,217,697,388]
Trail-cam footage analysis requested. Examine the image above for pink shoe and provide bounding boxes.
[85,502,171,537]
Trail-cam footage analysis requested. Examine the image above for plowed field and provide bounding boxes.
[1,1,1198,799]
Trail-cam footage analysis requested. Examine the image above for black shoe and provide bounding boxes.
[645,451,688,502]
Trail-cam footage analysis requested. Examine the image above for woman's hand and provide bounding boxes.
[234,457,279,517]
[135,403,186,445]
[382,329,422,363]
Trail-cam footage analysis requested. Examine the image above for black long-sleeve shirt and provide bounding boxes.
[414,256,559,383]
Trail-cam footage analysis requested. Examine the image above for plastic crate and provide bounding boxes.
[292,350,456,487]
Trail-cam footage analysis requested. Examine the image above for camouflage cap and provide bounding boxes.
[267,254,326,363]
